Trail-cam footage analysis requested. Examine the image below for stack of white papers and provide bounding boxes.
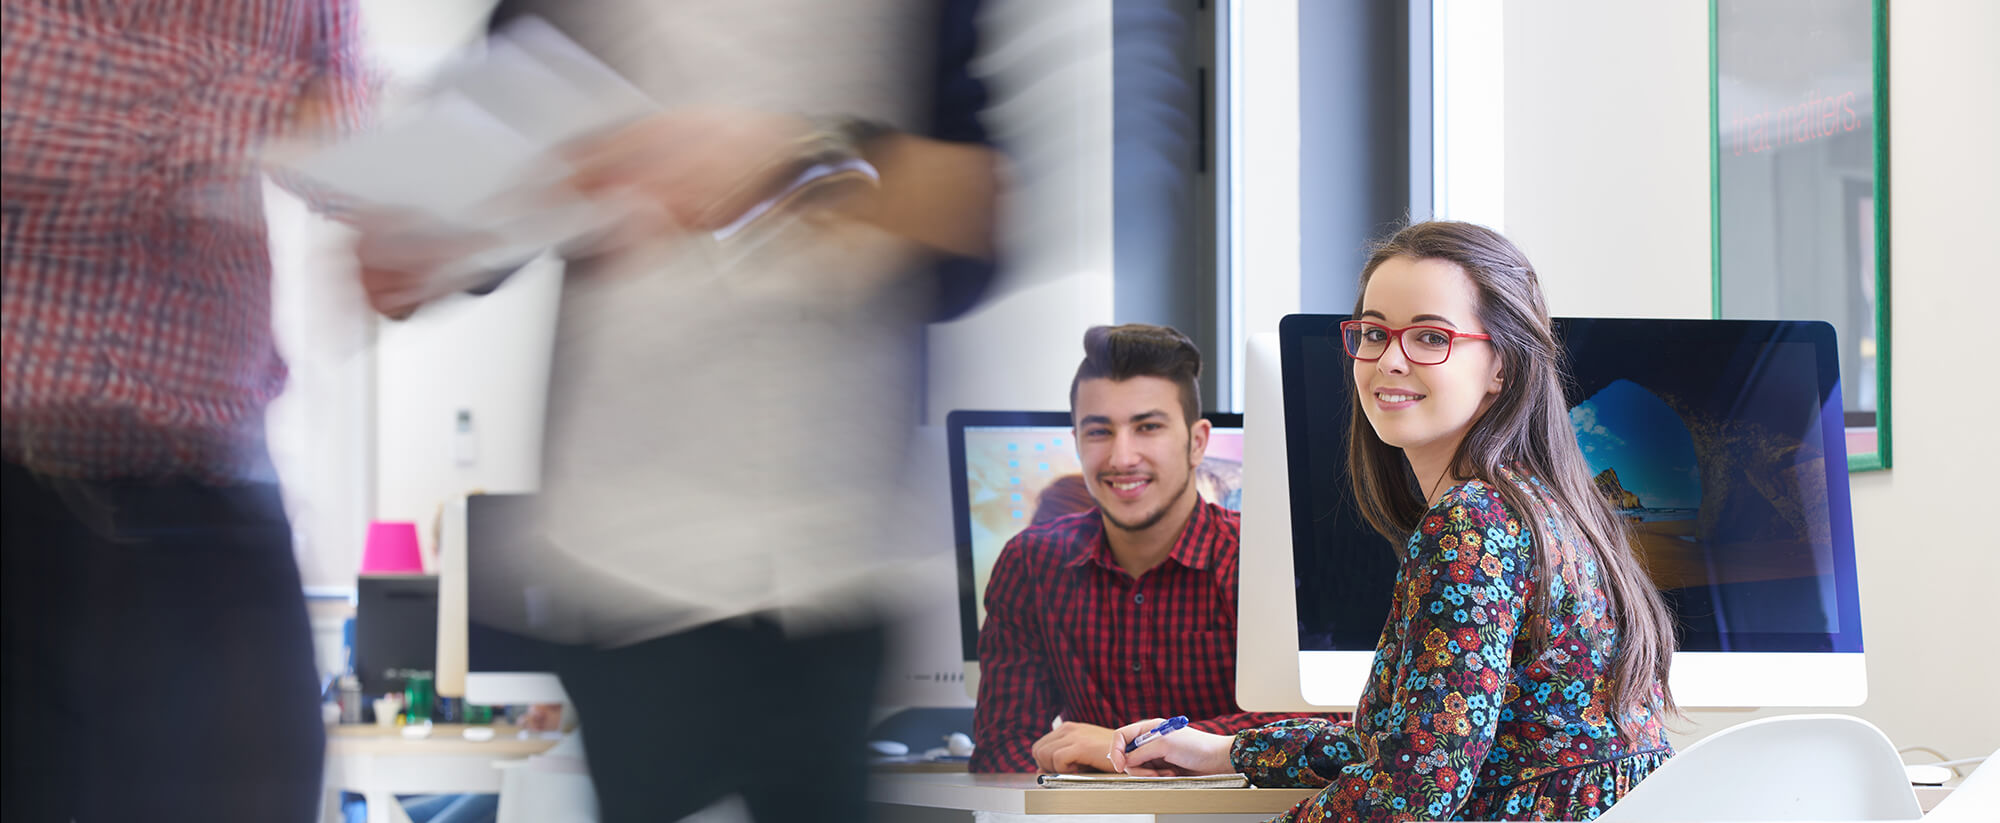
[267,16,656,283]
[1036,773,1251,790]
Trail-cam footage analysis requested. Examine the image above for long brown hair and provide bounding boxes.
[1344,221,1678,718]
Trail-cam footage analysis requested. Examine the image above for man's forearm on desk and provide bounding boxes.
[968,727,1038,773]
[969,676,1047,772]
[969,673,1046,773]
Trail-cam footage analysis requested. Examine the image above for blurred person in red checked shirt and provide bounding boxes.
[971,325,1335,774]
[0,2,366,821]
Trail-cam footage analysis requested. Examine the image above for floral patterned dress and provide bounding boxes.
[1232,467,1673,821]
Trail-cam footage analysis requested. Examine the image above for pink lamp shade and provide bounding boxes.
[360,521,425,574]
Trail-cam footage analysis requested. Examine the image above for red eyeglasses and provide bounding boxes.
[1339,320,1491,366]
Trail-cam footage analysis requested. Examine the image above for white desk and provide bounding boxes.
[322,724,558,823]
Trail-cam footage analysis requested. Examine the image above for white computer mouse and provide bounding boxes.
[461,726,496,742]
[400,721,433,740]
[1905,764,1953,786]
[944,732,975,757]
[866,740,910,757]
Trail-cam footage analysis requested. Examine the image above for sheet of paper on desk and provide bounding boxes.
[1036,773,1250,790]
[264,15,653,285]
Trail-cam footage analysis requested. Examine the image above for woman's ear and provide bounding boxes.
[1486,355,1506,395]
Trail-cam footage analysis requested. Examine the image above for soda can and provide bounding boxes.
[403,671,436,723]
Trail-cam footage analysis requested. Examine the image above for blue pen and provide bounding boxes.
[1124,715,1189,752]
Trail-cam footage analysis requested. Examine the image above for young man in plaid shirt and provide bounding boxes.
[971,324,1329,773]
[1,2,365,820]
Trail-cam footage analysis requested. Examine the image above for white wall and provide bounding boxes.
[1502,5,1711,320]
[1233,0,1302,342]
[373,260,563,559]
[1505,0,2000,761]
[1435,0,1506,231]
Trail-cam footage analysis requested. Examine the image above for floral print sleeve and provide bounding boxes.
[1232,482,1531,821]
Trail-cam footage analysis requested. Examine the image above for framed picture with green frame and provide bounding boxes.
[1711,0,1890,470]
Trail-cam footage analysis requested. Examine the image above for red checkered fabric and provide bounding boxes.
[972,498,1338,772]
[2,0,366,481]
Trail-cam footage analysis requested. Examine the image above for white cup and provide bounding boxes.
[374,698,400,728]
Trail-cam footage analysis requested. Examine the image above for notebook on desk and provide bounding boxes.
[1036,773,1250,790]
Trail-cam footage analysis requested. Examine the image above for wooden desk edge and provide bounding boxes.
[870,773,1319,815]
[1915,784,1953,813]
[326,723,560,756]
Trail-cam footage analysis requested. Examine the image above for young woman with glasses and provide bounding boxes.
[1108,221,1679,821]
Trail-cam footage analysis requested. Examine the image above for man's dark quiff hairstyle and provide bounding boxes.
[1067,324,1203,427]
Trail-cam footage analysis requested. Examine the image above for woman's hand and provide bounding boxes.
[1105,718,1236,777]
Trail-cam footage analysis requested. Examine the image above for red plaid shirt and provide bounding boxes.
[972,498,1335,772]
[1,0,365,482]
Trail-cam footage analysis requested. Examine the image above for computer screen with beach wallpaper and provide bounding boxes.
[947,411,1244,670]
[1246,316,1865,708]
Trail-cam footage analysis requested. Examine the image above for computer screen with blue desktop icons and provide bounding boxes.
[1266,315,1865,707]
[947,410,1244,667]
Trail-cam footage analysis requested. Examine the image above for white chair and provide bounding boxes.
[1599,714,1923,821]
[495,732,598,823]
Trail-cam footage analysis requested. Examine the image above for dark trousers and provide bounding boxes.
[1,461,324,822]
[556,615,885,823]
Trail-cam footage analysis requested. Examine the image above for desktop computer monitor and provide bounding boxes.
[435,492,571,706]
[354,574,440,696]
[948,410,1246,696]
[1238,317,1866,710]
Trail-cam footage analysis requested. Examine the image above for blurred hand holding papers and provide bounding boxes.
[265,17,657,288]
[1036,773,1251,790]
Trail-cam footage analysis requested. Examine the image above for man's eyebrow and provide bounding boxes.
[1076,410,1169,427]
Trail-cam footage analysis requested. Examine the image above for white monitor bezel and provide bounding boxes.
[464,672,570,706]
[1236,333,1339,711]
[1291,650,1865,708]
[438,494,572,706]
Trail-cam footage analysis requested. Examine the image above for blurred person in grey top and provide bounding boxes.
[354,1,999,820]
